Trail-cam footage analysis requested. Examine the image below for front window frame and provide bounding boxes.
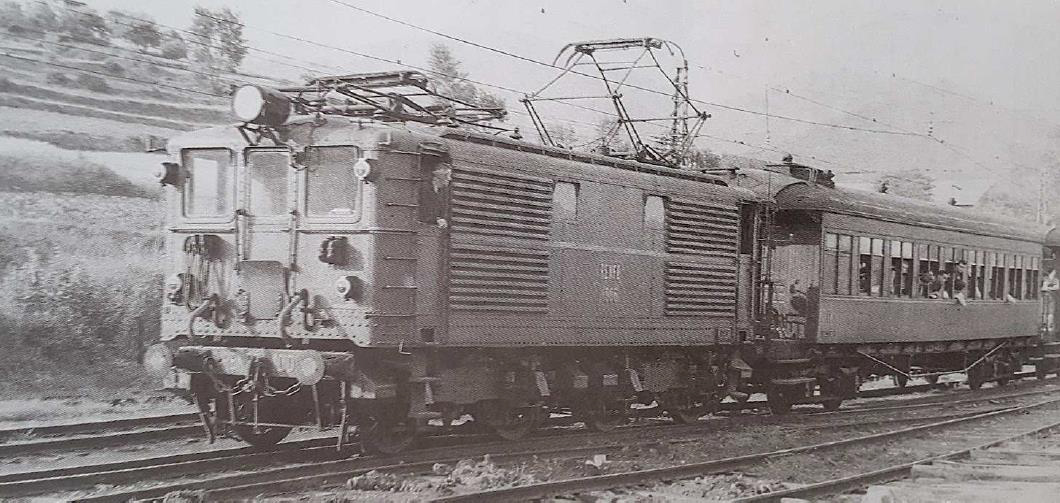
[300,144,365,224]
[180,147,236,223]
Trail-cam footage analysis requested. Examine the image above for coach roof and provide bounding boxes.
[776,182,1047,243]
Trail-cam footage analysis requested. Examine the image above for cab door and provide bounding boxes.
[239,147,294,320]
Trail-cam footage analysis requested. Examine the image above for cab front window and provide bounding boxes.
[183,148,233,218]
[305,146,362,218]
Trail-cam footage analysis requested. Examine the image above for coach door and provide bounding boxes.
[239,147,294,319]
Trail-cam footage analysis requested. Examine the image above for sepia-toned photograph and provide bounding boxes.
[1,1,1059,501]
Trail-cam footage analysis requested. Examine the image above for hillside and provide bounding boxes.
[0,20,281,397]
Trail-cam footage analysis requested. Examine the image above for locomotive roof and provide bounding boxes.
[168,119,763,201]
[733,166,1047,243]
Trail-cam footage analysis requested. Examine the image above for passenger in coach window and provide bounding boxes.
[930,271,951,299]
[919,269,936,298]
[953,260,969,305]
[1042,268,1059,333]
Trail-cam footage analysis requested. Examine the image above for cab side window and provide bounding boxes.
[553,181,579,223]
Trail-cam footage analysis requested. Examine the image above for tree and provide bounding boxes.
[189,7,247,71]
[28,1,58,32]
[0,1,27,30]
[688,147,722,171]
[160,30,188,60]
[124,18,161,52]
[594,117,630,154]
[877,169,934,201]
[546,122,579,148]
[427,43,506,116]
[60,5,109,45]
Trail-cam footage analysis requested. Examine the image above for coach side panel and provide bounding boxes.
[816,213,1040,344]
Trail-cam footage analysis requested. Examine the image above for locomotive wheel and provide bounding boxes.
[582,398,626,432]
[663,391,712,424]
[360,416,418,455]
[231,424,292,447]
[476,400,540,441]
[767,388,793,415]
[229,399,292,447]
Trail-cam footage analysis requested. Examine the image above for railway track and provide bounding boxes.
[0,373,1049,500]
[431,394,1060,502]
[23,383,1051,502]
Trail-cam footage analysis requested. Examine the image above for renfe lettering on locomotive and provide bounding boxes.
[142,42,1060,455]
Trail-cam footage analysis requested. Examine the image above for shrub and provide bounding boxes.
[45,71,70,85]
[102,60,125,76]
[0,154,154,198]
[76,73,110,92]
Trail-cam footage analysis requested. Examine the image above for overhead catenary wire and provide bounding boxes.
[40,0,851,170]
[325,0,934,139]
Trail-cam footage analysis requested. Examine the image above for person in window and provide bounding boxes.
[919,270,936,298]
[1042,267,1060,334]
[930,271,950,299]
[953,260,969,305]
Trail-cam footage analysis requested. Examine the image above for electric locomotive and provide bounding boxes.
[144,71,784,453]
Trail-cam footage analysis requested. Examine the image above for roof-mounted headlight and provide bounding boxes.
[232,85,291,126]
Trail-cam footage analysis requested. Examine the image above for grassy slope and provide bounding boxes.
[0,32,248,398]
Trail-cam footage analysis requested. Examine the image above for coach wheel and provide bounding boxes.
[926,374,940,385]
[894,374,909,388]
[476,400,540,441]
[581,397,626,432]
[360,416,418,455]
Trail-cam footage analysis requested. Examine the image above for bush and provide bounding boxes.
[76,73,110,92]
[0,154,154,198]
[45,71,70,85]
[160,37,187,60]
[102,60,125,76]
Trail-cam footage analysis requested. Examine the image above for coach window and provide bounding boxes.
[890,241,913,297]
[554,181,579,223]
[968,251,980,299]
[1011,255,1024,300]
[988,252,1002,300]
[1030,257,1040,300]
[838,235,853,295]
[941,247,955,298]
[859,237,884,296]
[305,146,361,217]
[183,148,233,218]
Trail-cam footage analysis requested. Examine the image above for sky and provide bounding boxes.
[84,0,1060,200]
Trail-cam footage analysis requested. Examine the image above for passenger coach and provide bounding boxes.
[734,161,1049,395]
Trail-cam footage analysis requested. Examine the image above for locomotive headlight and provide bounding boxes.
[288,352,326,385]
[232,85,291,126]
[335,275,362,301]
[143,344,174,377]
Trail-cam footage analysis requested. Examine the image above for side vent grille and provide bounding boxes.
[449,243,549,312]
[666,198,739,256]
[665,261,737,317]
[451,167,552,240]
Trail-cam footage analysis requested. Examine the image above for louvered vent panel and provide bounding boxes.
[450,167,553,240]
[665,261,737,317]
[449,243,549,312]
[666,198,739,256]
